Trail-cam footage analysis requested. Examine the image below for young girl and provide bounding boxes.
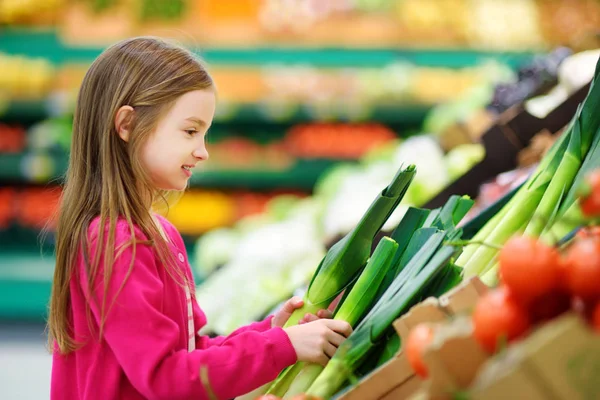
[48,37,352,400]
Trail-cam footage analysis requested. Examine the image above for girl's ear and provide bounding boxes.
[115,105,135,142]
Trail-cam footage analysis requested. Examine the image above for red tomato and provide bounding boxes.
[580,170,600,217]
[498,236,561,303]
[405,324,434,378]
[576,226,600,240]
[527,290,571,323]
[563,237,600,301]
[473,287,531,354]
[593,302,600,333]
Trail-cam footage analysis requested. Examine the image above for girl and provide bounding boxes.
[48,37,352,400]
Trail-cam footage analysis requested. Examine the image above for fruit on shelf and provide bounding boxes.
[394,0,470,44]
[138,0,187,21]
[488,47,573,114]
[0,124,26,153]
[15,187,62,230]
[498,236,562,304]
[0,53,55,99]
[27,117,73,152]
[0,0,64,24]
[562,236,600,302]
[405,323,435,378]
[283,123,396,159]
[206,137,295,171]
[166,190,237,235]
[467,0,544,50]
[0,188,16,229]
[536,0,600,50]
[579,170,600,218]
[472,287,531,354]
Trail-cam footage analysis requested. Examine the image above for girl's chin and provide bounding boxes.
[154,180,188,192]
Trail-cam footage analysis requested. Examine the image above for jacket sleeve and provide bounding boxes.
[83,225,297,400]
[192,298,275,349]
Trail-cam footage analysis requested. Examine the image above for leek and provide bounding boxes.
[306,245,460,399]
[281,164,416,328]
[264,165,415,396]
[283,237,399,398]
[459,57,600,278]
[544,126,600,240]
[304,196,473,398]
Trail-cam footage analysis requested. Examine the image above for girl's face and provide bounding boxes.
[141,89,215,192]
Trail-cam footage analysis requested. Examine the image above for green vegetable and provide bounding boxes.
[304,196,473,398]
[280,164,415,328]
[264,165,415,396]
[459,57,600,278]
[282,237,399,398]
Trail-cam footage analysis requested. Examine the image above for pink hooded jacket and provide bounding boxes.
[51,215,297,400]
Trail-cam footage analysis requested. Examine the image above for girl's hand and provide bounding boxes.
[298,309,333,324]
[271,296,333,328]
[284,319,353,366]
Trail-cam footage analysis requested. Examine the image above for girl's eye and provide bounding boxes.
[185,129,197,136]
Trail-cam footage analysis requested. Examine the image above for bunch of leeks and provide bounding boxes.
[459,57,600,284]
[255,164,416,398]
[301,195,473,399]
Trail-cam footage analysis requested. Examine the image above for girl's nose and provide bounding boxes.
[193,145,209,161]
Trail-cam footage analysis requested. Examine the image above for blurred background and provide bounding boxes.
[1,0,599,398]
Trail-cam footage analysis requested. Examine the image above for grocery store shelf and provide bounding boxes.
[0,231,201,321]
[0,152,68,185]
[0,100,52,123]
[0,251,54,321]
[0,28,537,68]
[1,98,431,125]
[0,152,342,190]
[192,159,340,190]
[215,102,432,125]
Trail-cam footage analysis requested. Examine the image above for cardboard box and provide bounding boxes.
[469,313,600,400]
[337,277,488,400]
[411,312,600,400]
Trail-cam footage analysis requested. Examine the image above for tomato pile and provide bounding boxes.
[476,229,600,353]
[405,226,600,378]
[405,324,434,378]
[580,170,600,218]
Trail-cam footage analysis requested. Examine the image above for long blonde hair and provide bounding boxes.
[48,37,214,354]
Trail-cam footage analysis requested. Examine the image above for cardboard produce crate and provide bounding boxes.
[337,277,488,400]
[409,313,600,400]
[468,313,600,400]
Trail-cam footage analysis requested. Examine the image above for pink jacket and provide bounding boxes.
[51,215,297,400]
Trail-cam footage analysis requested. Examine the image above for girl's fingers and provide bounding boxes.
[323,341,337,359]
[327,331,347,348]
[283,296,303,312]
[317,309,334,319]
[323,319,353,337]
[301,313,319,324]
[317,353,329,367]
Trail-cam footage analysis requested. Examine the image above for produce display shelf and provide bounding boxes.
[0,28,537,68]
[0,251,54,321]
[213,102,433,125]
[0,100,53,123]
[0,229,202,322]
[0,99,432,126]
[0,152,343,191]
